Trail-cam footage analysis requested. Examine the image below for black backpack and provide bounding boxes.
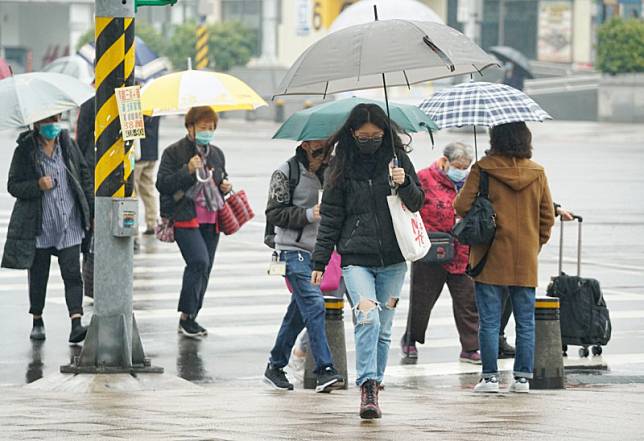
[451,170,496,277]
[264,156,301,248]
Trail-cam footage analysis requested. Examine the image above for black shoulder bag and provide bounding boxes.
[451,171,496,277]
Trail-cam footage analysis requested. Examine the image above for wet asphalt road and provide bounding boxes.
[0,117,643,388]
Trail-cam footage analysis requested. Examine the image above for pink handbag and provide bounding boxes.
[285,251,342,293]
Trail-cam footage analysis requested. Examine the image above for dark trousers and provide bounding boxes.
[405,261,479,352]
[500,289,513,337]
[174,224,219,317]
[28,245,83,317]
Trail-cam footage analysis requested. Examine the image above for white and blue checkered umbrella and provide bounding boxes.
[419,81,551,128]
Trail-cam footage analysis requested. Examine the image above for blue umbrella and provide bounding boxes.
[77,36,170,83]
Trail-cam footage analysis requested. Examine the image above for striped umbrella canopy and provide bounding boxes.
[419,81,551,128]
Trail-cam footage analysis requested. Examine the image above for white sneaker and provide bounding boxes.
[509,377,530,393]
[474,376,500,393]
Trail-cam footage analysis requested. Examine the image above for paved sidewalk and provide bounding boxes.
[2,374,643,440]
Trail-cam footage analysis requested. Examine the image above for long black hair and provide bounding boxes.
[326,103,409,188]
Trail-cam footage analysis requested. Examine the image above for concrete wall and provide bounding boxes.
[599,74,644,123]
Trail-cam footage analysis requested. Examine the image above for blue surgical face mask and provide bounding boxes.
[195,130,214,145]
[447,167,468,183]
[39,123,62,140]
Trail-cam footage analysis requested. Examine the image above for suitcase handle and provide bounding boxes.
[558,215,582,276]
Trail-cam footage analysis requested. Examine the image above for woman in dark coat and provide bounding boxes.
[2,114,93,343]
[156,106,232,338]
[311,104,424,419]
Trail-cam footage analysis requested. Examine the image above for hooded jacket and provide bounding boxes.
[454,154,555,287]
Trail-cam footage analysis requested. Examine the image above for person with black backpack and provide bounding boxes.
[454,121,555,394]
[262,138,345,394]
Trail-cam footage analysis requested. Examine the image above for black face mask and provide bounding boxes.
[355,137,382,155]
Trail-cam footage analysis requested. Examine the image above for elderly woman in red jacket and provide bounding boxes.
[401,142,480,364]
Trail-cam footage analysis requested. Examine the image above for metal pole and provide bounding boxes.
[62,0,161,374]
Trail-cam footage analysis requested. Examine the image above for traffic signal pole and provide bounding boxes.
[61,0,161,374]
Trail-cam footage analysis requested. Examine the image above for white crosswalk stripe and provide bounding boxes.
[1,210,643,382]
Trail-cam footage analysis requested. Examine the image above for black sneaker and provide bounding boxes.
[263,363,294,391]
[315,366,344,393]
[69,325,87,344]
[193,320,208,337]
[178,318,202,338]
[30,325,46,341]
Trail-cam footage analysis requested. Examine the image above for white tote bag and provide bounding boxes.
[387,194,431,261]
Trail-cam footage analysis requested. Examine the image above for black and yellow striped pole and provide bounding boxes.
[62,0,161,375]
[196,18,209,69]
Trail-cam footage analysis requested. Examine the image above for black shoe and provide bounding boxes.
[30,325,46,341]
[193,320,208,337]
[143,228,155,235]
[69,325,87,344]
[263,363,294,391]
[315,366,344,393]
[499,335,516,359]
[178,318,202,338]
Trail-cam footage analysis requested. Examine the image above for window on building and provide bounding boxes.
[221,0,262,56]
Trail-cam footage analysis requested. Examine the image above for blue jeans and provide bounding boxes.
[269,251,334,373]
[342,262,407,386]
[475,283,536,379]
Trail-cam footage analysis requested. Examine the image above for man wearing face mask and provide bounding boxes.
[401,142,481,365]
[263,138,345,393]
[156,106,232,337]
[2,114,94,343]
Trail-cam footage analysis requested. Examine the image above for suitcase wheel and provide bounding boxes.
[592,345,603,356]
[579,347,590,358]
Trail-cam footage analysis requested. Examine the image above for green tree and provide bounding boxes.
[166,20,255,71]
[207,21,255,71]
[166,21,198,70]
[597,18,644,75]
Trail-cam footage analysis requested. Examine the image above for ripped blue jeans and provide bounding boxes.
[342,262,408,386]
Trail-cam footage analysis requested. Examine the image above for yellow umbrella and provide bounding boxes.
[140,70,267,116]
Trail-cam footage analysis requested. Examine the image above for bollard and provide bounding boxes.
[530,297,565,389]
[303,296,348,390]
[274,99,285,123]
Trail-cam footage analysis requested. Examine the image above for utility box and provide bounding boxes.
[112,198,138,237]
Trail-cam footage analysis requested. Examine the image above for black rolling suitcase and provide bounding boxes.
[546,215,612,358]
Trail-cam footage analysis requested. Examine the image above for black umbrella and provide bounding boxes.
[489,46,533,79]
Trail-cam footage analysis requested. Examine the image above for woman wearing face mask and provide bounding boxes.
[156,106,232,338]
[400,142,480,365]
[311,104,424,419]
[2,114,93,344]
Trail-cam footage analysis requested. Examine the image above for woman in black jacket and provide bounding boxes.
[311,104,424,419]
[156,106,232,338]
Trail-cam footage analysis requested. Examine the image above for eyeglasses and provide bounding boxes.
[354,134,384,144]
[311,147,329,158]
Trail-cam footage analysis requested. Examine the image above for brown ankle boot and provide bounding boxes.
[359,380,382,419]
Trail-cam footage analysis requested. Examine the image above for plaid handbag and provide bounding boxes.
[226,190,255,228]
[155,218,175,243]
[218,202,241,235]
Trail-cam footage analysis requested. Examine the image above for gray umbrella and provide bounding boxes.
[274,19,498,97]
